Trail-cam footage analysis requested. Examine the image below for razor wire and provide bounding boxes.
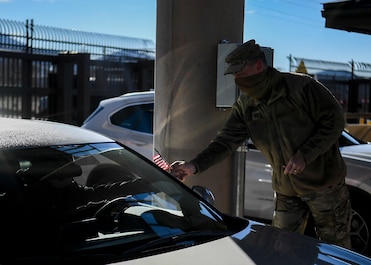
[0,18,155,61]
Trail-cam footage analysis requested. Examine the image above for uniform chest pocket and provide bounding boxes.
[250,108,267,121]
[245,107,273,148]
[245,105,270,122]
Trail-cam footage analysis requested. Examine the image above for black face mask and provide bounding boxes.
[235,68,270,99]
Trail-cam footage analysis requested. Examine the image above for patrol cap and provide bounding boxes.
[224,39,263,75]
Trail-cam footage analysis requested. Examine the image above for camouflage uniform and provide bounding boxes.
[272,183,351,248]
[190,66,351,248]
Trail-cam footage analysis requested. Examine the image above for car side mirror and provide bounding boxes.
[192,185,215,205]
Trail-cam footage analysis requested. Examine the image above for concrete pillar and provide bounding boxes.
[155,0,244,214]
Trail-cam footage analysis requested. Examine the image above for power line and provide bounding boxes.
[245,0,323,28]
[281,0,322,11]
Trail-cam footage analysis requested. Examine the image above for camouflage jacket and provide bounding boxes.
[191,67,346,196]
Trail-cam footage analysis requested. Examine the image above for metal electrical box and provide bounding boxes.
[216,43,274,107]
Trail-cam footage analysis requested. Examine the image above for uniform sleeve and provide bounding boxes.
[297,79,345,165]
[190,99,249,173]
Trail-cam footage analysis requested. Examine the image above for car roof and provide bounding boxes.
[0,118,114,149]
[120,90,154,98]
[99,90,154,106]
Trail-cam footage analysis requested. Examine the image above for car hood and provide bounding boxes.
[340,144,371,161]
[113,220,369,265]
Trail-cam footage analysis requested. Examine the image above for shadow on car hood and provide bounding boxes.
[111,220,370,265]
[231,220,370,265]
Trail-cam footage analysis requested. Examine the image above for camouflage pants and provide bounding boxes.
[271,184,352,249]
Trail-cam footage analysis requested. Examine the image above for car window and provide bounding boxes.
[110,103,154,134]
[339,130,367,146]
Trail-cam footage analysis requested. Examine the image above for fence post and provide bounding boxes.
[21,57,32,119]
[76,53,90,125]
[56,54,75,124]
[25,19,34,54]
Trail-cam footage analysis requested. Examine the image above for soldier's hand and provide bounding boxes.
[170,161,197,182]
[283,153,306,175]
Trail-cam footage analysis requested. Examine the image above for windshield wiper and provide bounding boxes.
[121,230,232,258]
[17,230,232,264]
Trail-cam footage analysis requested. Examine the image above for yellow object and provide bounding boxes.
[296,60,308,74]
[346,124,371,142]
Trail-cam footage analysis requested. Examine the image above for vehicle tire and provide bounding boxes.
[348,186,371,257]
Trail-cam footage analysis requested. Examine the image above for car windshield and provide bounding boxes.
[0,143,229,261]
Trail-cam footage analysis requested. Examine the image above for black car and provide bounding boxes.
[1,118,370,264]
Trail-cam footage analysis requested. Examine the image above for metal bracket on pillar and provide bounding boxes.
[232,140,248,217]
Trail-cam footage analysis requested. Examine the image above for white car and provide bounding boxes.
[4,117,371,264]
[83,91,371,256]
[82,91,154,160]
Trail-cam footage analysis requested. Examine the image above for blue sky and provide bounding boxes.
[1,0,370,72]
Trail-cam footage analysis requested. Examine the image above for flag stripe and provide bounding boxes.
[153,153,170,171]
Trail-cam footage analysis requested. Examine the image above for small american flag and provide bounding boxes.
[153,149,170,171]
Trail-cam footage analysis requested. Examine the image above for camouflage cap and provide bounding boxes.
[224,39,263,75]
